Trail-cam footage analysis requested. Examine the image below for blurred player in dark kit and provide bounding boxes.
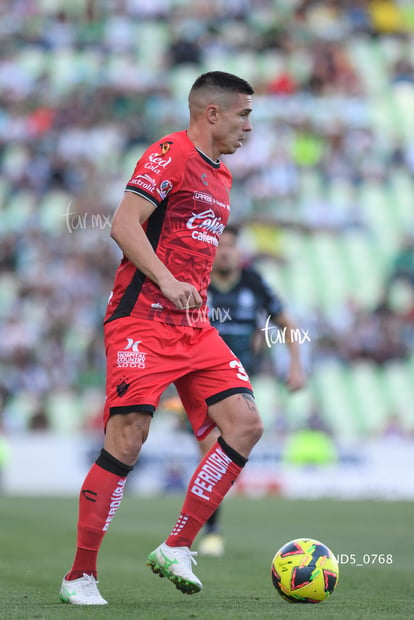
[197,225,305,556]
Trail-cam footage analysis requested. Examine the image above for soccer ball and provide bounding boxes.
[271,538,339,603]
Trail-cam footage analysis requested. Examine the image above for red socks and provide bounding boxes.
[66,439,246,579]
[66,449,132,580]
[166,438,247,548]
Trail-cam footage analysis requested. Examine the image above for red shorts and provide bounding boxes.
[103,317,253,439]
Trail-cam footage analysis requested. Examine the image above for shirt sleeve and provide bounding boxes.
[125,138,179,208]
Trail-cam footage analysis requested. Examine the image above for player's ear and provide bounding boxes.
[206,104,218,124]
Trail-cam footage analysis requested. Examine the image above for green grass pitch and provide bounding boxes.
[1,495,413,619]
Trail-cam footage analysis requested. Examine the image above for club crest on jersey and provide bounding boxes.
[157,141,173,156]
[117,338,147,368]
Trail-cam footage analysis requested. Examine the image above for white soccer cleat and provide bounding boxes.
[59,573,108,605]
[147,542,203,594]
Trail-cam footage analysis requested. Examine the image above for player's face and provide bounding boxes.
[213,93,253,156]
[213,231,240,275]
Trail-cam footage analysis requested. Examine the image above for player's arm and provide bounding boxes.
[110,191,202,309]
[270,310,306,392]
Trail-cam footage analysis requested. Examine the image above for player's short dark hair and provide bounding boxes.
[190,71,254,96]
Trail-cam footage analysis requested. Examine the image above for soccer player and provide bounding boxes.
[208,224,304,384]
[59,71,263,605]
[198,225,305,556]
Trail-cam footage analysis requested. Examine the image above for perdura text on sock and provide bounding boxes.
[191,448,232,501]
[102,479,126,531]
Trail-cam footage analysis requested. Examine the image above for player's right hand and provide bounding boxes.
[159,276,202,310]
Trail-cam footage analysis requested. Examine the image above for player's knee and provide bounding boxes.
[246,414,264,445]
[106,411,151,465]
[121,419,150,461]
[233,412,263,450]
[120,433,143,463]
[239,398,264,444]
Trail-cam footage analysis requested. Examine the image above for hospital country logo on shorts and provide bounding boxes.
[117,338,147,369]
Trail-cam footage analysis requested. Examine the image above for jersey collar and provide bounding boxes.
[195,147,221,169]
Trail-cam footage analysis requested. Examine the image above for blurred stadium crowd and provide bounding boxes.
[1,0,414,439]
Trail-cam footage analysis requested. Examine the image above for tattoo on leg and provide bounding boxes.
[241,393,258,413]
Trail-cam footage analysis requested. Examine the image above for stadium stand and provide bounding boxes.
[0,0,413,442]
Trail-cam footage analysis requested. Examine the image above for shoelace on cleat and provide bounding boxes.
[186,550,198,566]
[80,574,100,592]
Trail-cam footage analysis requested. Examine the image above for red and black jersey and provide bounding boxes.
[105,130,232,327]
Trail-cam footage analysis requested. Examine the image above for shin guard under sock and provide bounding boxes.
[166,437,247,548]
[67,449,133,580]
